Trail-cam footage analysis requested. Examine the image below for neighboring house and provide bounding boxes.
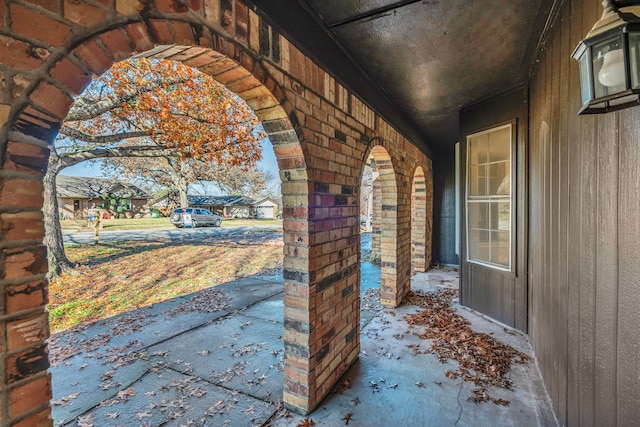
[152,194,281,219]
[253,197,279,219]
[188,195,256,218]
[56,175,151,219]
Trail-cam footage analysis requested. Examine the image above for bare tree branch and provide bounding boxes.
[60,125,154,144]
[59,146,173,169]
[65,76,192,122]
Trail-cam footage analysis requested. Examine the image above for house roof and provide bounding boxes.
[187,195,256,207]
[56,175,150,199]
[253,197,279,207]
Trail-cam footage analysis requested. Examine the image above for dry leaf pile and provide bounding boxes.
[164,288,232,317]
[404,289,530,405]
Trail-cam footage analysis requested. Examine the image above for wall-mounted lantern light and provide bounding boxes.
[572,0,640,114]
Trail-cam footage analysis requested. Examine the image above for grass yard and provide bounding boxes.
[61,217,171,230]
[48,238,283,332]
[60,217,282,231]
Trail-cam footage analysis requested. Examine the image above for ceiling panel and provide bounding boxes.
[248,0,554,153]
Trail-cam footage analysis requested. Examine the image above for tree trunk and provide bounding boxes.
[167,158,189,207]
[43,152,76,278]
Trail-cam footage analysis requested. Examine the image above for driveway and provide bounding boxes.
[62,224,283,245]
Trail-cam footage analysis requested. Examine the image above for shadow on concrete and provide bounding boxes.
[49,263,557,426]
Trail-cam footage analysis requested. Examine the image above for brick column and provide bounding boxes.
[371,176,382,262]
[1,132,53,426]
[411,166,428,272]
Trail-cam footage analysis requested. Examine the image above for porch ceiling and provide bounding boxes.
[247,0,556,155]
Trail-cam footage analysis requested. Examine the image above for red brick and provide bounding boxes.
[31,0,57,13]
[7,314,48,350]
[154,0,189,13]
[9,374,51,417]
[12,105,59,135]
[3,141,48,175]
[0,35,43,71]
[125,22,155,53]
[74,39,113,75]
[99,29,133,62]
[2,246,48,280]
[235,1,248,46]
[29,81,73,119]
[0,211,45,242]
[0,177,44,208]
[12,408,51,427]
[171,21,195,45]
[5,280,47,314]
[64,0,108,27]
[12,73,32,100]
[10,4,71,46]
[187,0,202,12]
[149,19,174,44]
[50,58,91,95]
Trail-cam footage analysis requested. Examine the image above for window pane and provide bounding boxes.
[469,202,489,230]
[469,229,490,262]
[579,49,592,104]
[488,162,509,195]
[467,124,512,270]
[491,231,510,266]
[488,127,510,162]
[630,33,640,89]
[469,133,488,165]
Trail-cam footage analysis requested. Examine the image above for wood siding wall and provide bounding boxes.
[528,0,640,425]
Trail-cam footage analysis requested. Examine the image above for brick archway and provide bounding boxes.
[411,166,428,272]
[0,12,313,424]
[0,1,434,422]
[366,143,400,307]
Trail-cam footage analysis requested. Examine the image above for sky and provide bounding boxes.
[61,58,282,194]
[62,137,281,194]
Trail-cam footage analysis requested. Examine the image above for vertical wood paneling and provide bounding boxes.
[528,0,640,425]
[594,110,618,426]
[557,3,571,423]
[566,0,583,425]
[616,108,640,426]
[578,1,598,425]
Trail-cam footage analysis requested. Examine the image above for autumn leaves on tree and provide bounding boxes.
[45,58,265,277]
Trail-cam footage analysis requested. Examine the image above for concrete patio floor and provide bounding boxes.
[49,263,558,426]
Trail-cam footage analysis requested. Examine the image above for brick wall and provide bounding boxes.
[0,0,432,422]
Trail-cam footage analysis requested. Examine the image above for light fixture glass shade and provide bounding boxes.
[593,37,626,98]
[598,49,625,86]
[629,32,640,88]
[572,2,640,114]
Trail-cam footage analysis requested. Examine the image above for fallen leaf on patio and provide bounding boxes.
[136,411,152,420]
[415,382,425,388]
[296,417,315,427]
[50,392,80,406]
[342,413,353,425]
[351,397,360,406]
[106,412,119,419]
[197,350,209,356]
[404,289,528,406]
